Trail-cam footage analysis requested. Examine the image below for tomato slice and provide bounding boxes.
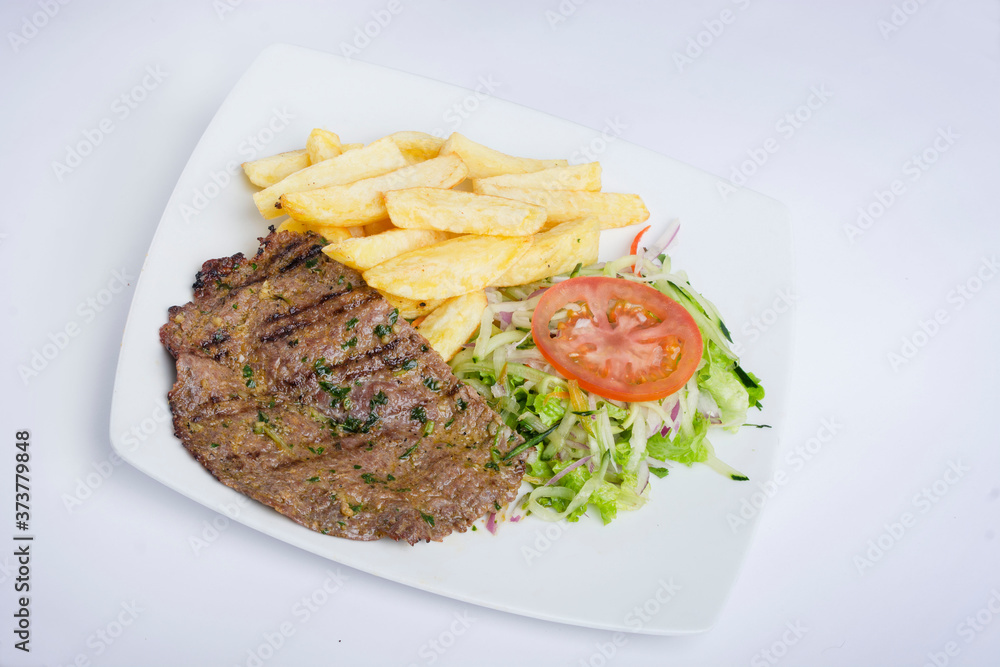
[531,277,703,402]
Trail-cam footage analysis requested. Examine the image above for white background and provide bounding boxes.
[1,1,998,666]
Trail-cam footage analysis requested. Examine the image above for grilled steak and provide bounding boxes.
[160,229,525,544]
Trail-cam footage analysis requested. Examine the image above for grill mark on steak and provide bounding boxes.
[263,288,375,325]
[278,243,324,273]
[160,230,525,544]
[258,322,310,344]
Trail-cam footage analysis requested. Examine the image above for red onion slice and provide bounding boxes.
[544,455,592,487]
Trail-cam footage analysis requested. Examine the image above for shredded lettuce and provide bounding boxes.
[601,401,629,422]
[450,251,765,527]
[550,462,591,522]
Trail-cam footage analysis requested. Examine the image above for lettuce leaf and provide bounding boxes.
[527,456,552,480]
[531,392,567,426]
[697,341,750,431]
[646,411,710,466]
[590,482,621,524]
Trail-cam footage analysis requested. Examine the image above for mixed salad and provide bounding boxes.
[449,223,765,529]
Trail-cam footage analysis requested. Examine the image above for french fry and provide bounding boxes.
[473,162,601,192]
[385,131,444,162]
[253,137,408,219]
[276,218,353,242]
[416,291,489,361]
[280,155,468,227]
[362,234,532,300]
[472,184,649,230]
[492,218,600,286]
[385,187,545,236]
[322,228,450,271]
[242,150,311,188]
[306,128,342,164]
[363,219,396,236]
[378,292,445,319]
[440,132,567,178]
[251,130,651,334]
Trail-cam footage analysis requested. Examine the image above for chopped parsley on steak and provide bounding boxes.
[160,230,525,544]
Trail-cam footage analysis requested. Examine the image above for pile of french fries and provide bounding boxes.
[241,129,650,361]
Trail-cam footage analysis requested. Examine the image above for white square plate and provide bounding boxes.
[110,43,792,635]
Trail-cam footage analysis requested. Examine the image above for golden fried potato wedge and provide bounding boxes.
[242,150,310,188]
[473,185,649,230]
[362,234,532,300]
[378,292,445,319]
[280,155,468,227]
[306,128,343,164]
[253,137,408,219]
[385,131,444,163]
[416,291,489,361]
[341,143,364,151]
[492,218,600,286]
[439,132,567,178]
[322,228,451,271]
[276,218,353,242]
[473,162,601,192]
[385,187,545,236]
